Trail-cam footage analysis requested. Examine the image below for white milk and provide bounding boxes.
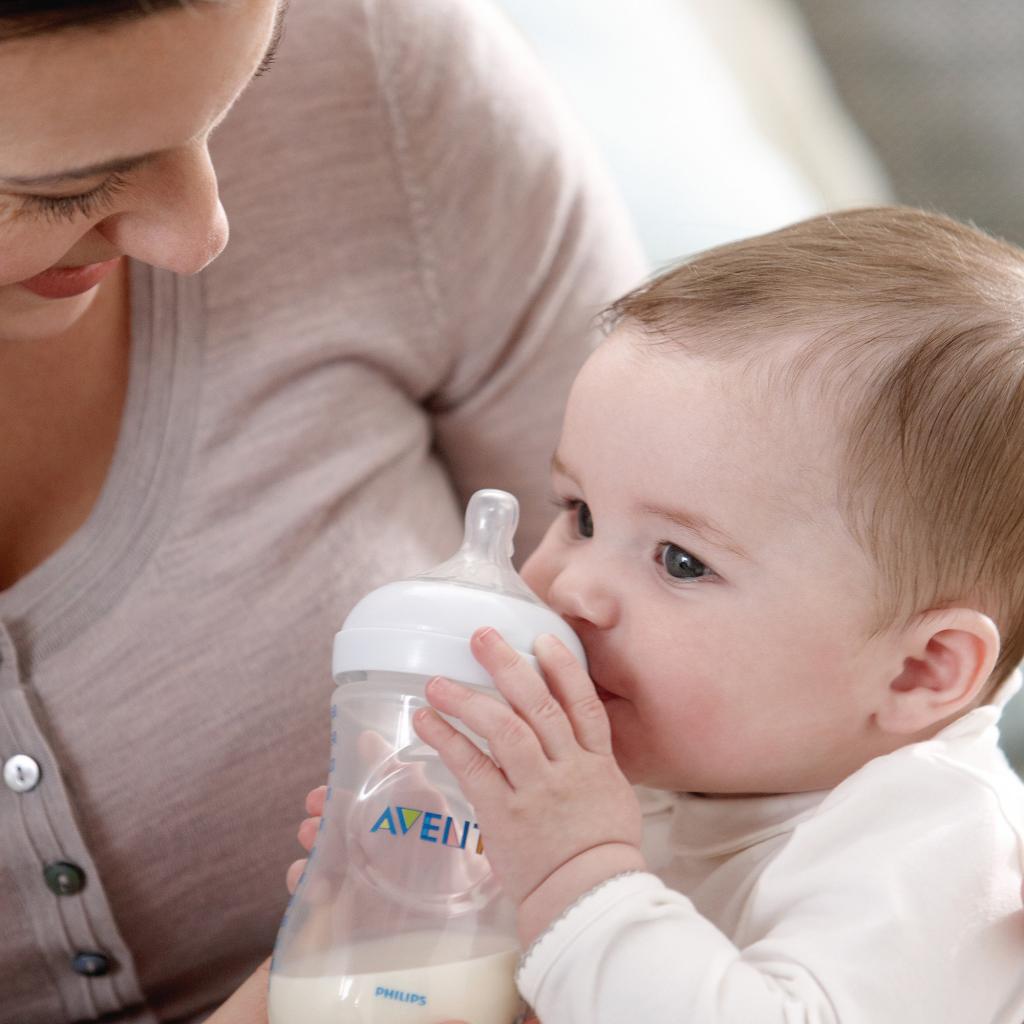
[268,931,523,1024]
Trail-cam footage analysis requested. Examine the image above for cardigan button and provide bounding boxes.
[3,754,41,793]
[44,861,87,897]
[71,952,112,977]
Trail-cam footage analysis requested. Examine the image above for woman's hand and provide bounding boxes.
[200,782,331,1024]
[413,627,647,947]
[203,957,272,1024]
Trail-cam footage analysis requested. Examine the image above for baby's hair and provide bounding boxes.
[605,206,1024,699]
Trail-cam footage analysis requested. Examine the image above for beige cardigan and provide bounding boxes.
[0,1,644,1020]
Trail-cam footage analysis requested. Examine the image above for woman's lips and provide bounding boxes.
[18,257,121,300]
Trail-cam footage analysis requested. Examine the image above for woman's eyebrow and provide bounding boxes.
[0,0,289,189]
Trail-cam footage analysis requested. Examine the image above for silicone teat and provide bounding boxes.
[415,490,542,604]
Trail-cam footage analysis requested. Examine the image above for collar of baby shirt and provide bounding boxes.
[662,666,1023,858]
[665,788,828,858]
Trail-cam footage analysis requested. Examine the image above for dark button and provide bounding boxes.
[44,861,86,896]
[71,952,112,977]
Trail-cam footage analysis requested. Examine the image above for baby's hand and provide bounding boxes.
[285,730,424,897]
[414,628,646,944]
[285,784,326,894]
[284,728,482,904]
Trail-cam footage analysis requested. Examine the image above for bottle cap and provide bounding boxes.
[332,490,586,688]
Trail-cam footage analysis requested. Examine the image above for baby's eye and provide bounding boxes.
[574,501,594,539]
[659,543,714,581]
[551,496,594,539]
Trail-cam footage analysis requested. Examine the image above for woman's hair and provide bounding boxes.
[0,0,196,40]
[605,206,1024,696]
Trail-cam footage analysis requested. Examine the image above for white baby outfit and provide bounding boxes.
[518,672,1024,1023]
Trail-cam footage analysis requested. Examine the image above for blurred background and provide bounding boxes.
[491,0,1024,773]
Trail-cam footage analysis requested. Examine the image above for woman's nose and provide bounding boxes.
[98,142,229,276]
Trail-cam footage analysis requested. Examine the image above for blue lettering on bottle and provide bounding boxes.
[375,985,427,1005]
[370,807,397,835]
[442,816,471,849]
[369,805,483,854]
[420,811,441,843]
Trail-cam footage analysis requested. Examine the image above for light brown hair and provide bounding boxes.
[606,206,1024,697]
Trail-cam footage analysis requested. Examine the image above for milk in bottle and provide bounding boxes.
[268,489,586,1024]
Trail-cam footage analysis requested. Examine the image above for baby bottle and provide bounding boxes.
[268,489,585,1024]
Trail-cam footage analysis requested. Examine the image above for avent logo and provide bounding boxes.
[375,985,427,1006]
[369,805,485,854]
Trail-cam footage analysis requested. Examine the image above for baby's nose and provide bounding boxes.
[547,569,618,629]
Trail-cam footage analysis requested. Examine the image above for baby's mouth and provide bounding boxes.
[593,681,618,703]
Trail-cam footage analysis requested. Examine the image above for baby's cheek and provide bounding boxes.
[681,690,736,756]
[653,683,731,762]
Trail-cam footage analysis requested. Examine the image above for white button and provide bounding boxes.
[3,755,41,793]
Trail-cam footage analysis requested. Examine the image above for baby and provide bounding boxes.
[301,207,1024,1022]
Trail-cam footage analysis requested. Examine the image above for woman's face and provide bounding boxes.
[0,0,282,342]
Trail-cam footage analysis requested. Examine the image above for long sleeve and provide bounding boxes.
[517,745,1024,1024]
[367,0,646,557]
[0,2,645,1020]
[517,872,839,1023]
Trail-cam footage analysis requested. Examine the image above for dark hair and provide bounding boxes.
[0,0,196,40]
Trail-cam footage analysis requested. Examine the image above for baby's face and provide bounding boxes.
[522,329,900,795]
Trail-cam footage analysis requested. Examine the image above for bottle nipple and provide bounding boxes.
[332,488,586,685]
[415,490,542,604]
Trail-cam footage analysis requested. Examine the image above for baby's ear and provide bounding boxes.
[874,609,1000,735]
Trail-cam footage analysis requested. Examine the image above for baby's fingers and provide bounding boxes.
[297,815,320,851]
[285,858,306,895]
[305,785,327,816]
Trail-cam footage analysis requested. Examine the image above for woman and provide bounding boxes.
[0,0,644,1020]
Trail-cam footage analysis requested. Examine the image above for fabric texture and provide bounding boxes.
[518,671,1024,1023]
[0,1,645,1021]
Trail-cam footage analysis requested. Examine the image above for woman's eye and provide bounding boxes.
[21,172,129,224]
[659,543,713,581]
